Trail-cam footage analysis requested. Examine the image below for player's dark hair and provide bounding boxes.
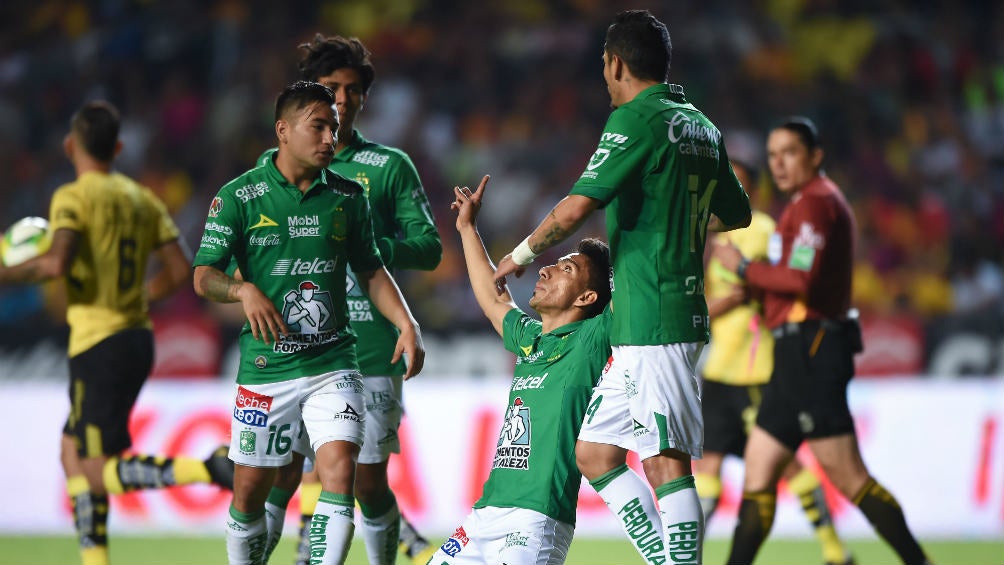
[605,10,671,83]
[70,100,120,162]
[274,80,334,123]
[577,238,612,318]
[298,34,376,94]
[776,116,821,152]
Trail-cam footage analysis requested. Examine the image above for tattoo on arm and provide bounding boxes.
[198,269,243,303]
[532,211,574,253]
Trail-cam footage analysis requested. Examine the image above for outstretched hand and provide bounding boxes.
[451,174,489,231]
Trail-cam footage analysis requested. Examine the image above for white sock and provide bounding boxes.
[655,476,704,565]
[590,464,666,565]
[263,487,293,564]
[226,505,268,565]
[359,496,401,565]
[309,491,356,565]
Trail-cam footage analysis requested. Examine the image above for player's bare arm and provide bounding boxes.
[147,240,190,302]
[494,194,600,290]
[193,264,287,344]
[356,266,425,379]
[0,227,78,285]
[452,175,517,336]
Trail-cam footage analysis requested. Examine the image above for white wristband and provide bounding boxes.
[511,236,539,266]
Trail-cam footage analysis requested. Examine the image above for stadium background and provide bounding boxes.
[0,0,1001,562]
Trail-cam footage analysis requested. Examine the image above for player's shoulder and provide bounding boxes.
[324,169,365,196]
[218,165,268,197]
[350,137,413,168]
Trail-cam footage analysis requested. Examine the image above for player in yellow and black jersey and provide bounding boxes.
[696,159,854,565]
[0,101,233,565]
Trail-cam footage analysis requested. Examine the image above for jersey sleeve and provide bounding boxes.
[192,189,242,271]
[380,152,442,270]
[48,186,85,233]
[256,148,277,168]
[501,307,540,355]
[580,308,612,360]
[570,109,651,205]
[745,197,829,294]
[709,143,752,226]
[346,195,385,274]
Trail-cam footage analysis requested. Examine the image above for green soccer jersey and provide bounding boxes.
[473,308,610,525]
[194,154,383,385]
[259,130,440,376]
[570,83,750,346]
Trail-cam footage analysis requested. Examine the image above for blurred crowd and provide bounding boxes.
[1,0,1003,340]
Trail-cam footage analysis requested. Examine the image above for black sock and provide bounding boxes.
[108,455,177,492]
[726,491,776,565]
[854,477,928,565]
[72,491,109,550]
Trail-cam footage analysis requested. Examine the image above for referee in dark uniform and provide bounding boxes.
[716,117,931,565]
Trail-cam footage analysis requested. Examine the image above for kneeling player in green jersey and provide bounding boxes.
[426,175,614,565]
[193,81,425,565]
[0,100,232,565]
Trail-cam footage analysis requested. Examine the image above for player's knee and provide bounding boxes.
[575,440,621,481]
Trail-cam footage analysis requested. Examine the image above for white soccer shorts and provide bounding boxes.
[577,360,636,451]
[577,344,705,460]
[616,343,705,460]
[229,370,365,467]
[428,506,574,565]
[358,375,404,464]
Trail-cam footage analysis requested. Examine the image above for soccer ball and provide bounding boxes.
[1,216,51,266]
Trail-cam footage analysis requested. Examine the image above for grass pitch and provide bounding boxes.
[1,535,1001,564]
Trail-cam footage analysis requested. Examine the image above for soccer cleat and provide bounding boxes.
[398,516,433,563]
[204,445,234,490]
[825,555,856,565]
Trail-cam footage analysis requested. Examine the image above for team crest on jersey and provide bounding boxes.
[440,526,469,557]
[330,207,348,241]
[354,172,370,196]
[208,197,223,218]
[586,148,610,171]
[254,355,267,369]
[494,397,531,470]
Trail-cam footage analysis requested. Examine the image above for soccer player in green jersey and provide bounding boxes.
[193,81,425,565]
[0,100,232,565]
[429,174,612,565]
[495,10,751,564]
[252,35,441,565]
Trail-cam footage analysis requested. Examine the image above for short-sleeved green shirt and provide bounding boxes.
[473,308,610,525]
[571,83,750,346]
[193,154,383,384]
[259,130,441,376]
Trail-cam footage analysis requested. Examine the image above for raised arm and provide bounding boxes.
[355,267,424,380]
[452,175,517,336]
[493,194,600,289]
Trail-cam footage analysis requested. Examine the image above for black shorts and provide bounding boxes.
[756,320,857,452]
[701,379,763,457]
[64,328,154,457]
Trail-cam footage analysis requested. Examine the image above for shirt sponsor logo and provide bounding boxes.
[288,215,321,238]
[333,403,362,422]
[204,222,233,235]
[494,397,531,470]
[347,299,373,322]
[234,386,272,427]
[200,233,229,249]
[235,182,269,203]
[249,233,281,247]
[352,150,390,168]
[793,222,825,248]
[208,197,223,218]
[273,281,344,354]
[250,214,279,229]
[601,132,629,144]
[271,257,339,276]
[511,372,548,391]
[504,532,530,549]
[667,112,721,160]
[440,526,469,557]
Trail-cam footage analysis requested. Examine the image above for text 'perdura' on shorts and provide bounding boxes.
[65,328,154,458]
[756,318,862,452]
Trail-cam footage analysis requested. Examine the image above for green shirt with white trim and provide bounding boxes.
[474,308,610,525]
[570,83,750,346]
[194,154,383,384]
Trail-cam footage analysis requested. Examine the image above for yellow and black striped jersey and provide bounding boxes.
[703,210,775,385]
[48,171,179,357]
